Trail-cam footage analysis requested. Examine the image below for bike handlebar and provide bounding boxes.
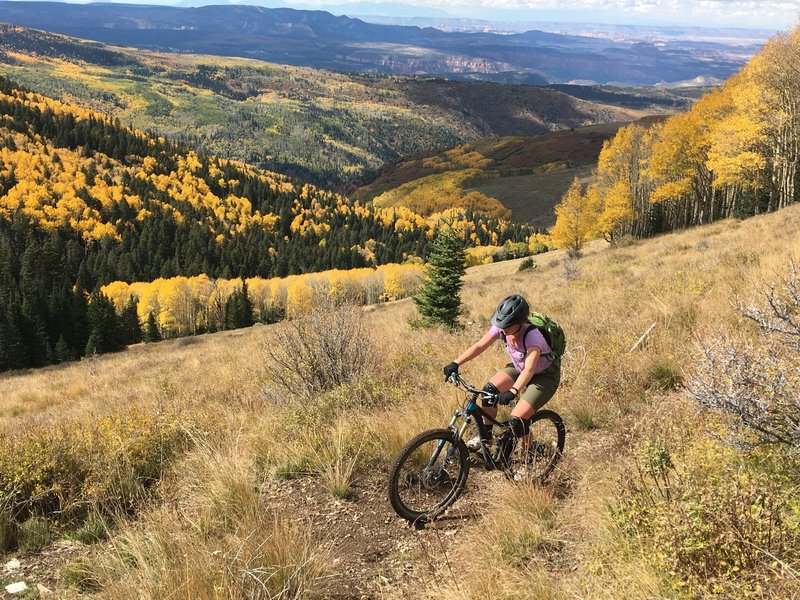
[447,372,497,400]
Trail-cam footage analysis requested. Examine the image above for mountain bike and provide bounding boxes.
[388,372,566,523]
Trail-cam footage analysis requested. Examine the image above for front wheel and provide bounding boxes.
[388,428,470,523]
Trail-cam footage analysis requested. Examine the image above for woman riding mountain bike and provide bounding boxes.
[442,294,561,452]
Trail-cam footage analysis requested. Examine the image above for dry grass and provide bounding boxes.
[3,206,800,596]
[0,328,265,428]
[89,508,333,599]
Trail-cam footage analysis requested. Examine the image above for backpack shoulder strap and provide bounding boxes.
[528,322,557,361]
[501,323,536,355]
[520,323,535,355]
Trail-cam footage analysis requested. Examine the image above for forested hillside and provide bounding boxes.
[553,27,800,246]
[355,122,631,228]
[0,23,674,189]
[0,75,534,370]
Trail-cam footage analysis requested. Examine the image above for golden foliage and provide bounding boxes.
[373,169,510,219]
[550,178,600,251]
[575,25,800,233]
[101,263,424,336]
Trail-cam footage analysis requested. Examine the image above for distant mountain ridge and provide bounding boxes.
[0,1,756,85]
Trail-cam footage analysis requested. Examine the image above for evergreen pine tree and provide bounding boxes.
[144,311,162,343]
[21,296,50,367]
[85,333,98,357]
[0,304,26,371]
[120,296,142,345]
[54,335,72,362]
[86,290,124,355]
[238,279,255,328]
[224,280,254,330]
[411,228,467,330]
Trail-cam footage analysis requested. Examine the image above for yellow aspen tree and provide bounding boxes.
[380,264,423,301]
[550,178,599,253]
[706,72,767,191]
[188,275,215,332]
[595,180,634,243]
[306,273,331,305]
[135,280,161,325]
[595,124,645,241]
[245,277,273,322]
[285,277,314,317]
[268,279,288,314]
[745,30,800,210]
[326,270,364,304]
[361,268,384,305]
[156,278,184,336]
[645,89,727,229]
[100,281,133,311]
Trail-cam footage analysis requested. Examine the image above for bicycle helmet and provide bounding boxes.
[490,294,529,329]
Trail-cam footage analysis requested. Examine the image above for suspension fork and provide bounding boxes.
[468,400,507,468]
[426,408,471,473]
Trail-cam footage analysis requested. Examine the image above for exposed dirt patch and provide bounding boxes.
[260,466,505,599]
[1,540,95,598]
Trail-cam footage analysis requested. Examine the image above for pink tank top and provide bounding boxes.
[488,324,552,373]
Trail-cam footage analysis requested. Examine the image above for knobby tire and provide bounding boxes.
[503,409,565,483]
[387,428,470,523]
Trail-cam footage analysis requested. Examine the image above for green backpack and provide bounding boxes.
[500,312,566,365]
[527,312,567,364]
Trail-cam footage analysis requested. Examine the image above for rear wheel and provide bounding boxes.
[503,410,565,483]
[388,428,470,523]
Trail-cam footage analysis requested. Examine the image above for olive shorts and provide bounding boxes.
[500,363,560,412]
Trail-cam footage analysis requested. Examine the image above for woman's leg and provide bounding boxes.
[512,366,561,447]
[482,368,516,425]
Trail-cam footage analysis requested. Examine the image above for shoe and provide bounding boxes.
[466,432,493,452]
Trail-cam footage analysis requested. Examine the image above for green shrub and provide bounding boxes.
[0,407,196,545]
[615,441,800,596]
[17,516,51,552]
[62,557,101,592]
[644,360,683,391]
[71,511,111,545]
[566,400,600,431]
[518,257,537,272]
[0,508,17,551]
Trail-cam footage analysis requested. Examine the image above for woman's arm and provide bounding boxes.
[452,331,497,366]
[509,347,541,396]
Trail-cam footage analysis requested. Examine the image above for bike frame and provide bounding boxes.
[427,374,512,473]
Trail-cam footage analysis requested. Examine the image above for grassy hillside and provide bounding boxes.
[359,122,638,227]
[2,204,799,597]
[0,23,683,190]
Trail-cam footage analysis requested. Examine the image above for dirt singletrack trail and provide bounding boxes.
[261,466,505,599]
[1,429,593,599]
